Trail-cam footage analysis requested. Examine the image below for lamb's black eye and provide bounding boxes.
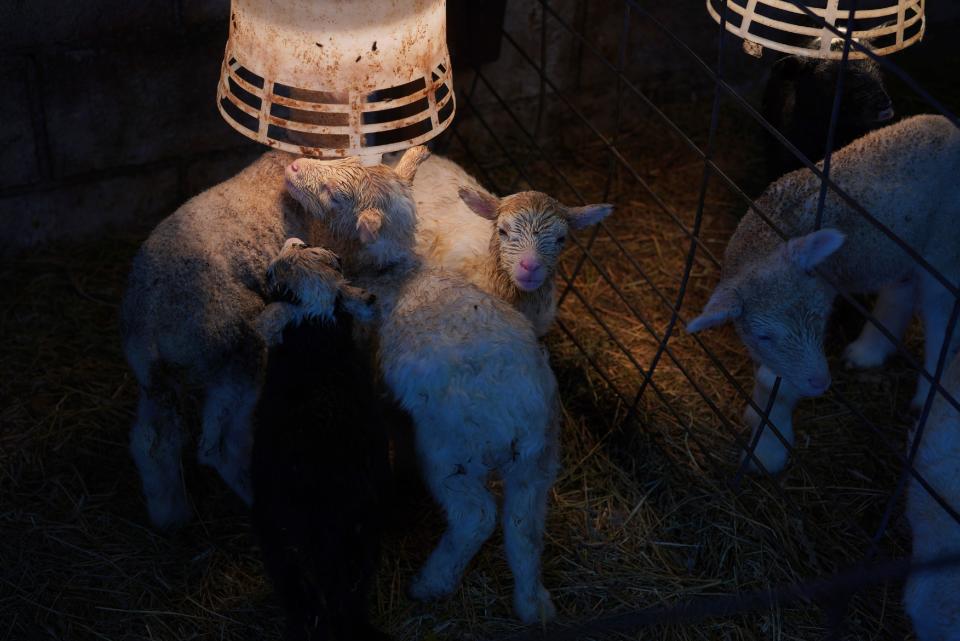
[556,235,566,245]
[498,227,508,238]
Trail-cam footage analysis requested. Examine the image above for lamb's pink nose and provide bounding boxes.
[289,161,299,173]
[519,258,541,273]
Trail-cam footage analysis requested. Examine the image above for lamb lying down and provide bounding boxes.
[284,147,562,624]
[410,154,613,336]
[905,351,960,641]
[251,239,392,641]
[687,115,960,473]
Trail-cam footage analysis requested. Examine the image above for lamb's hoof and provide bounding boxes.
[219,468,254,507]
[904,574,960,641]
[357,623,394,641]
[235,479,253,507]
[147,495,192,531]
[408,569,457,602]
[740,437,790,476]
[910,383,932,414]
[842,339,888,370]
[514,585,556,625]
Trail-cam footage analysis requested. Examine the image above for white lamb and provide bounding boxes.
[905,351,960,641]
[687,114,960,473]
[410,154,613,336]
[120,151,361,527]
[284,147,562,624]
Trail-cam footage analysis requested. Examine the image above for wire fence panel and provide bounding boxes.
[444,0,960,637]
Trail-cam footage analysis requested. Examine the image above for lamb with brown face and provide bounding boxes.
[254,237,376,346]
[282,147,564,625]
[284,148,427,272]
[456,187,612,335]
[409,154,613,337]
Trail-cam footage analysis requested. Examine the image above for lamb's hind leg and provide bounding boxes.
[844,277,915,370]
[199,363,262,505]
[409,463,497,601]
[502,448,559,624]
[130,382,190,529]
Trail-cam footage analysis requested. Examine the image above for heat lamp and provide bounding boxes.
[217,0,455,163]
[706,0,925,58]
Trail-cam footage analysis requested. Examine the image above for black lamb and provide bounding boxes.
[251,241,392,641]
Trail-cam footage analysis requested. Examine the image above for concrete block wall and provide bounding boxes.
[0,0,261,255]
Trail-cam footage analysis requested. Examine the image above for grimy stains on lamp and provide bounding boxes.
[706,0,925,59]
[217,0,455,165]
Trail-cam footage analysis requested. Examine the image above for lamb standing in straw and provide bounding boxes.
[410,154,612,336]
[283,147,562,624]
[120,149,359,527]
[687,115,960,473]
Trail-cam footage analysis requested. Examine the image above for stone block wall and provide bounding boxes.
[0,0,261,255]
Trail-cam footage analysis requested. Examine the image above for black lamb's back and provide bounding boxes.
[762,54,893,183]
[252,310,392,641]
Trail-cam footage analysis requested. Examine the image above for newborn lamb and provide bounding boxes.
[121,150,345,527]
[284,147,562,624]
[411,154,613,336]
[688,115,960,473]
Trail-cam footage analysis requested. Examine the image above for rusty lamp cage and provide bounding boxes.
[431,0,958,638]
[216,0,456,163]
[706,0,925,58]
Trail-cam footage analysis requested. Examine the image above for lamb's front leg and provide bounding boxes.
[844,277,915,370]
[409,462,497,601]
[742,365,801,475]
[502,448,558,624]
[904,425,960,640]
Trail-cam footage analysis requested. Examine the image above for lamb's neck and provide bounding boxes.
[352,250,420,316]
[476,248,556,337]
[472,249,512,302]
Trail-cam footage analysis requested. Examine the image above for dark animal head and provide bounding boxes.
[764,39,894,173]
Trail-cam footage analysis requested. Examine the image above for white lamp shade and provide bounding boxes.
[217,0,455,160]
[706,0,925,59]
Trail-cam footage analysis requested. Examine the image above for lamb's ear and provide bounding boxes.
[687,285,742,333]
[357,208,383,244]
[339,285,377,322]
[458,187,500,220]
[565,203,614,230]
[394,145,431,182]
[281,237,307,253]
[786,228,845,271]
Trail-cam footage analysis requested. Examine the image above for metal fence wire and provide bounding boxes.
[438,0,960,638]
